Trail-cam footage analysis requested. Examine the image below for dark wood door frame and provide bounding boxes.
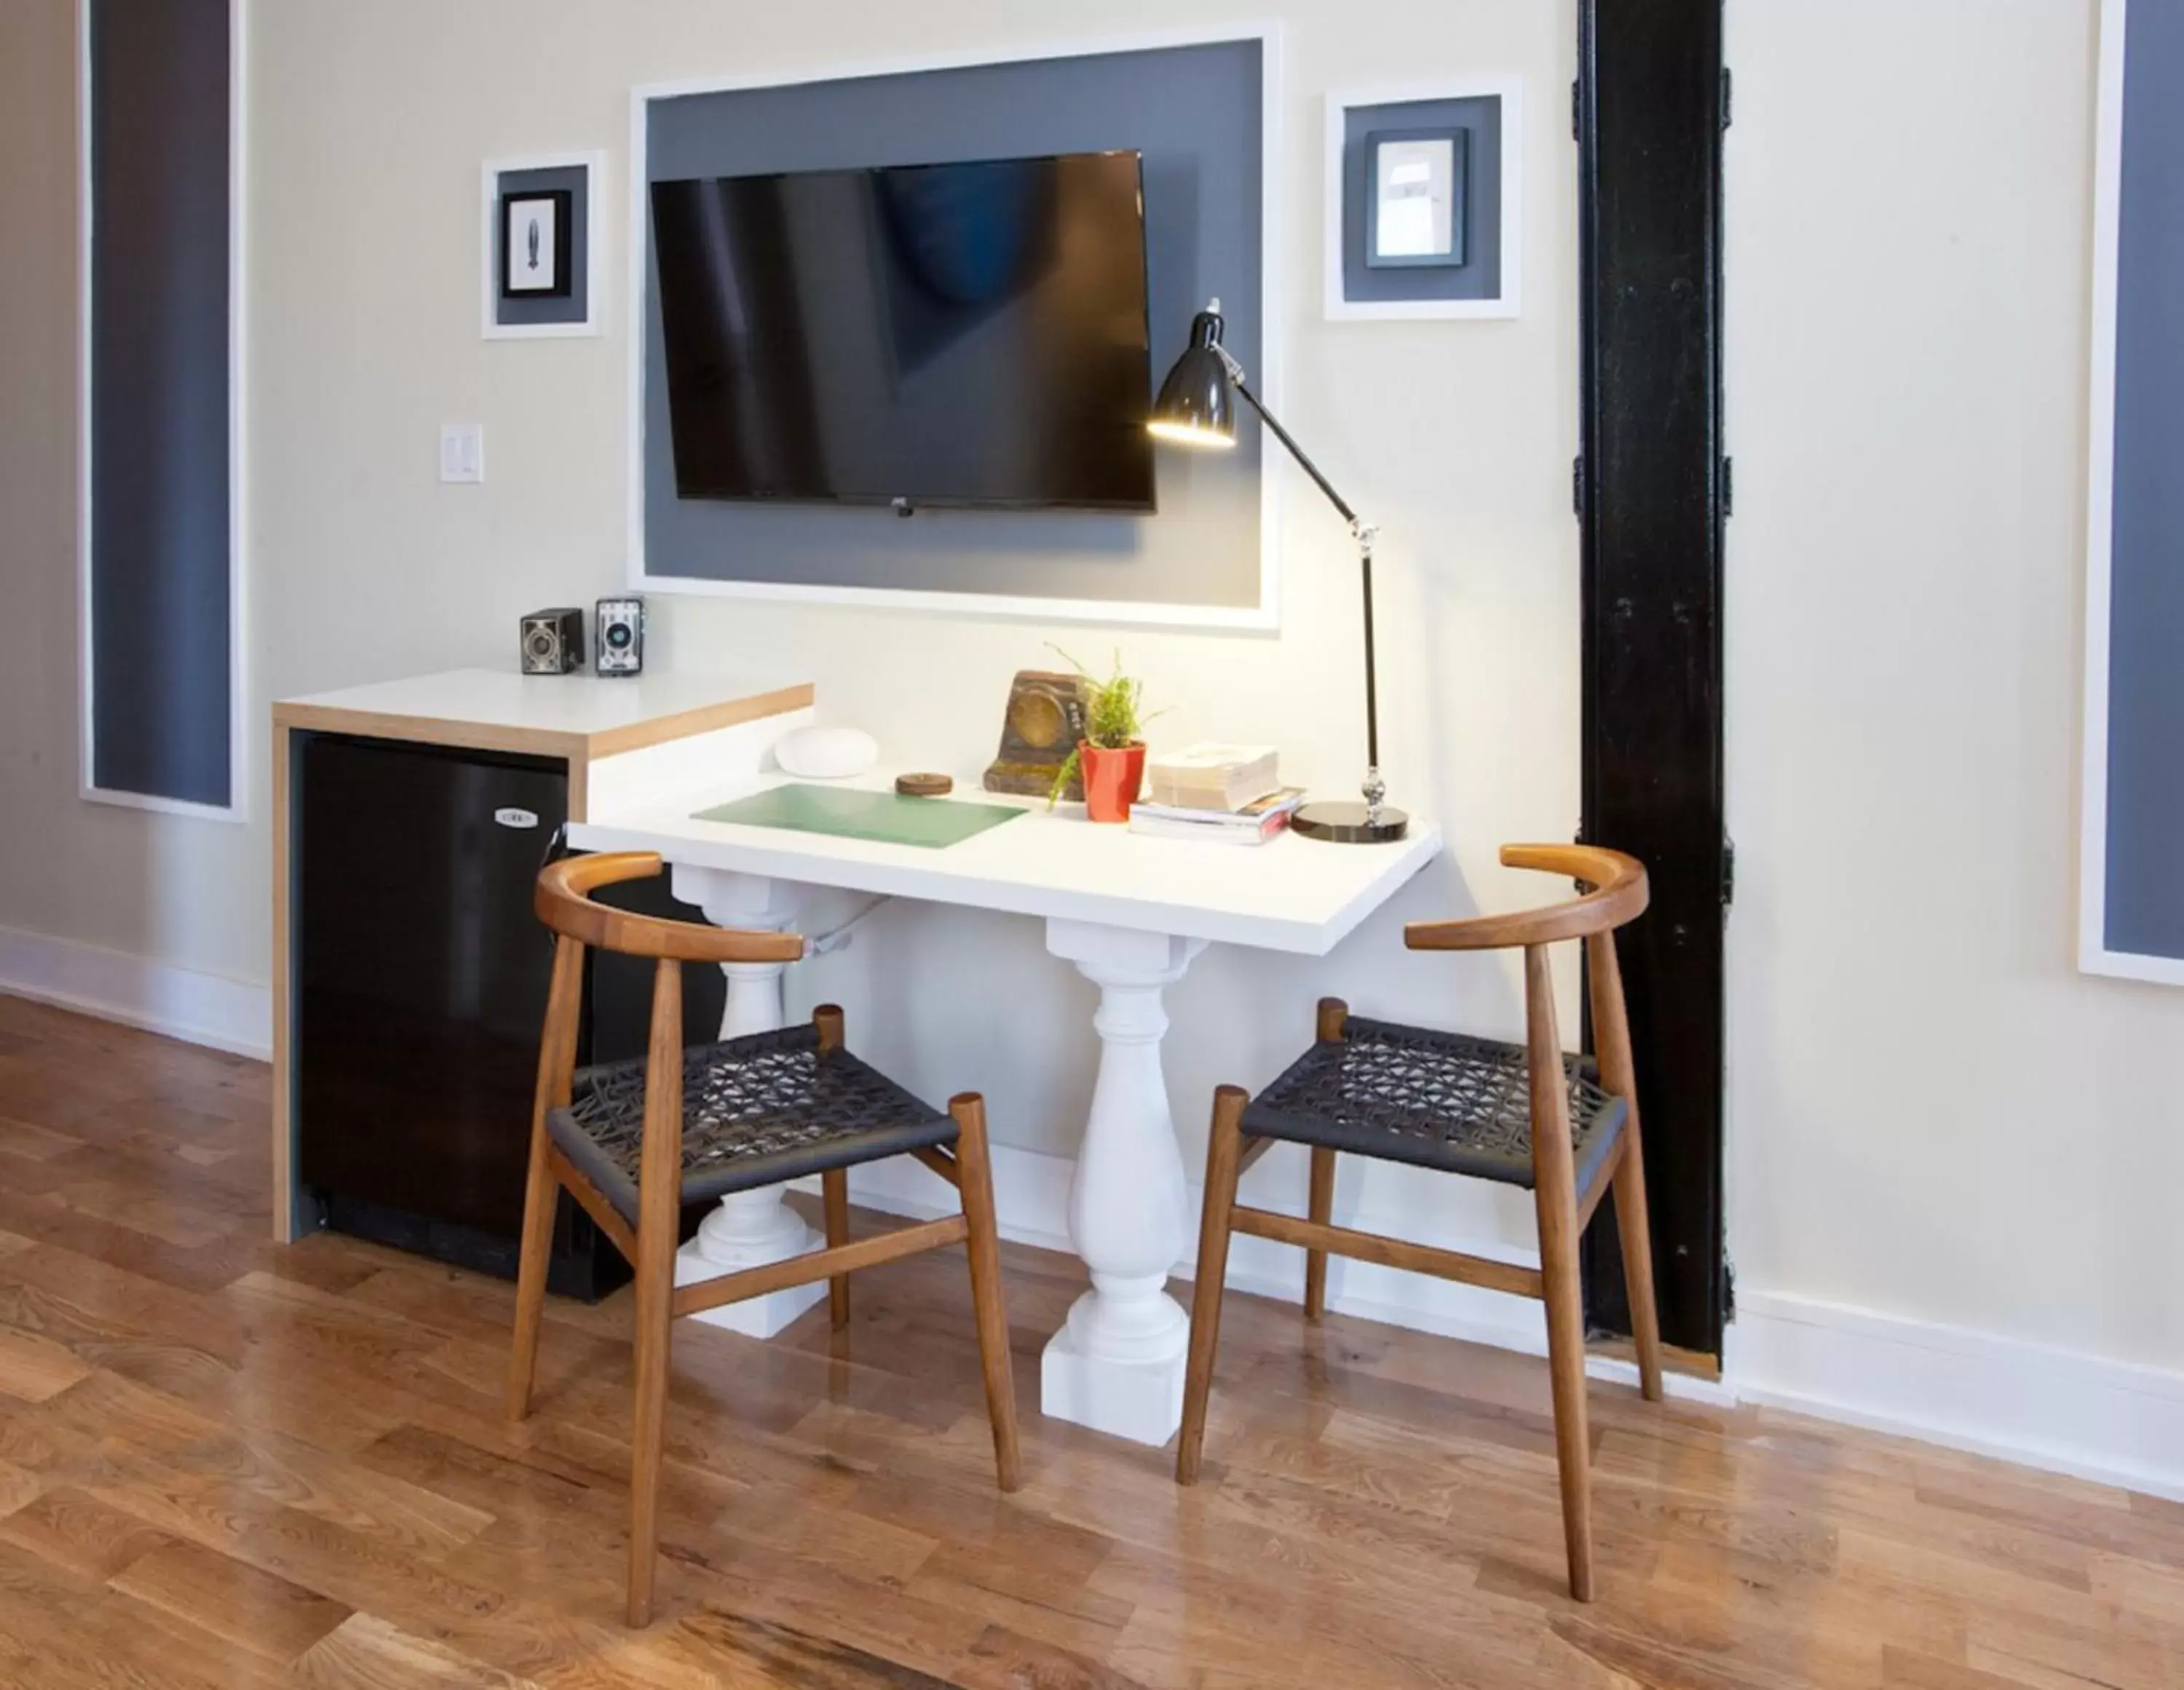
[1575,0,1729,1358]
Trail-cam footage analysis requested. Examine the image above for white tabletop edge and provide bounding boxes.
[568,787,1443,956]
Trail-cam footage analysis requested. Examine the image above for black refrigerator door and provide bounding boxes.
[296,734,567,1237]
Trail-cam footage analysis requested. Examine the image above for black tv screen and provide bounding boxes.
[649,151,1155,512]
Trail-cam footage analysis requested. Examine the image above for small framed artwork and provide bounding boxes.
[501,189,572,298]
[1327,80,1522,320]
[1366,129,1467,269]
[482,150,605,339]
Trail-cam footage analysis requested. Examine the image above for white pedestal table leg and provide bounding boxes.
[1040,918,1208,1445]
[666,865,827,1338]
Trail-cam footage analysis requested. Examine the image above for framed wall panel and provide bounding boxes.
[77,0,246,818]
[482,150,606,339]
[2081,0,2184,985]
[627,28,1282,628]
[1324,79,1523,321]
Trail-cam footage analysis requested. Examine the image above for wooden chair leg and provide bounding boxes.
[506,1137,558,1423]
[1611,1129,1666,1403]
[1586,930,1663,1403]
[950,1093,1021,1493]
[1526,944,1595,1602]
[1303,999,1347,1322]
[509,935,582,1424]
[1538,1186,1594,1601]
[627,959,683,1630]
[1303,1147,1335,1320]
[823,1167,851,1330]
[1177,1085,1249,1485]
[626,1207,676,1627]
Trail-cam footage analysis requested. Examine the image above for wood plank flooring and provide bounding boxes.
[0,993,2176,1687]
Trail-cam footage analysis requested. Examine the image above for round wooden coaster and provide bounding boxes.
[895,772,954,798]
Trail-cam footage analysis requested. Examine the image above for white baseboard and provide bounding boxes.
[0,924,272,1061]
[1730,1288,2184,1504]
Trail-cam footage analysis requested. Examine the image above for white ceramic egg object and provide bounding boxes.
[775,725,879,779]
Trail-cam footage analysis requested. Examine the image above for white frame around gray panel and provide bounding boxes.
[480,149,607,341]
[75,0,250,822]
[2078,0,2182,985]
[625,24,1287,630]
[1324,77,1523,322]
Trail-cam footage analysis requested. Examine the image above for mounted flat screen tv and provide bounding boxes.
[649,151,1155,513]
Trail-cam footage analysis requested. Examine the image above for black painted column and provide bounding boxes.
[1576,0,1728,1357]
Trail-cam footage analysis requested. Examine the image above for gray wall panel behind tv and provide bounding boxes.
[2098,0,2184,964]
[641,39,1265,610]
[87,0,233,807]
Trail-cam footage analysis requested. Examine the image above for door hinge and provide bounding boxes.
[1572,78,1583,142]
[1572,455,1586,517]
[1721,837,1736,908]
[1721,67,1733,130]
[1723,1257,1737,1322]
[1722,456,1735,517]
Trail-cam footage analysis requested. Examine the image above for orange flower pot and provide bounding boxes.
[1079,741,1146,824]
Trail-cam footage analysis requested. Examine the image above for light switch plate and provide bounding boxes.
[438,423,484,483]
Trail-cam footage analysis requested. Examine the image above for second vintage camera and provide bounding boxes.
[595,596,645,676]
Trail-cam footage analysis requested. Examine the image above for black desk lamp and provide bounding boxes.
[1148,299,1407,844]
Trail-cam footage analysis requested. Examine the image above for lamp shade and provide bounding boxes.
[1147,302,1236,448]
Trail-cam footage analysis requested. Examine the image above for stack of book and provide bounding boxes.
[1131,744,1302,846]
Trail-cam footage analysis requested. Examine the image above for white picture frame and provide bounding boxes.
[481,149,606,341]
[1325,77,1524,322]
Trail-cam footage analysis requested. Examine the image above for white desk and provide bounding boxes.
[572,768,1440,1446]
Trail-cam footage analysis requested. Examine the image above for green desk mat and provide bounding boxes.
[694,783,1026,849]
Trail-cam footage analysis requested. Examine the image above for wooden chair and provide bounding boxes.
[507,851,1021,1627]
[1176,844,1663,1601]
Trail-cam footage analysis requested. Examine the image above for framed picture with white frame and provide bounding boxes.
[481,149,605,339]
[1326,79,1522,321]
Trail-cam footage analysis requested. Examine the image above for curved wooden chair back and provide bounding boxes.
[1403,845,1648,953]
[534,852,806,965]
[1404,841,1650,1135]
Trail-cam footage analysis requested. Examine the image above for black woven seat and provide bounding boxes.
[1241,1013,1628,1194]
[548,1022,954,1224]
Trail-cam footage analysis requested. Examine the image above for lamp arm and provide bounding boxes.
[1229,375,1385,802]
[1231,379,1360,528]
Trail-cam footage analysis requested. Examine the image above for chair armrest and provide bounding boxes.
[536,852,807,965]
[1404,844,1649,951]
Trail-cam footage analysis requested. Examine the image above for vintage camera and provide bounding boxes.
[519,607,585,675]
[595,596,645,677]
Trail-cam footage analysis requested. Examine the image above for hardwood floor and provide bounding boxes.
[0,994,2175,1688]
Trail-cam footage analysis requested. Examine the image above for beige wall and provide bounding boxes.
[0,0,2177,1381]
[1725,0,2183,1370]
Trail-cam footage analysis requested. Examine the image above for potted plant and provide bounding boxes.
[1048,648,1158,823]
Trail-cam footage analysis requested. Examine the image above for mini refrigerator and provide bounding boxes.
[293,732,721,1298]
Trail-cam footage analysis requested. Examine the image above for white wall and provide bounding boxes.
[3,0,2181,1486]
[1724,0,2184,1379]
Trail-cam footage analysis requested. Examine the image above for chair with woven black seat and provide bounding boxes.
[505,851,1020,1627]
[1176,844,1663,1602]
